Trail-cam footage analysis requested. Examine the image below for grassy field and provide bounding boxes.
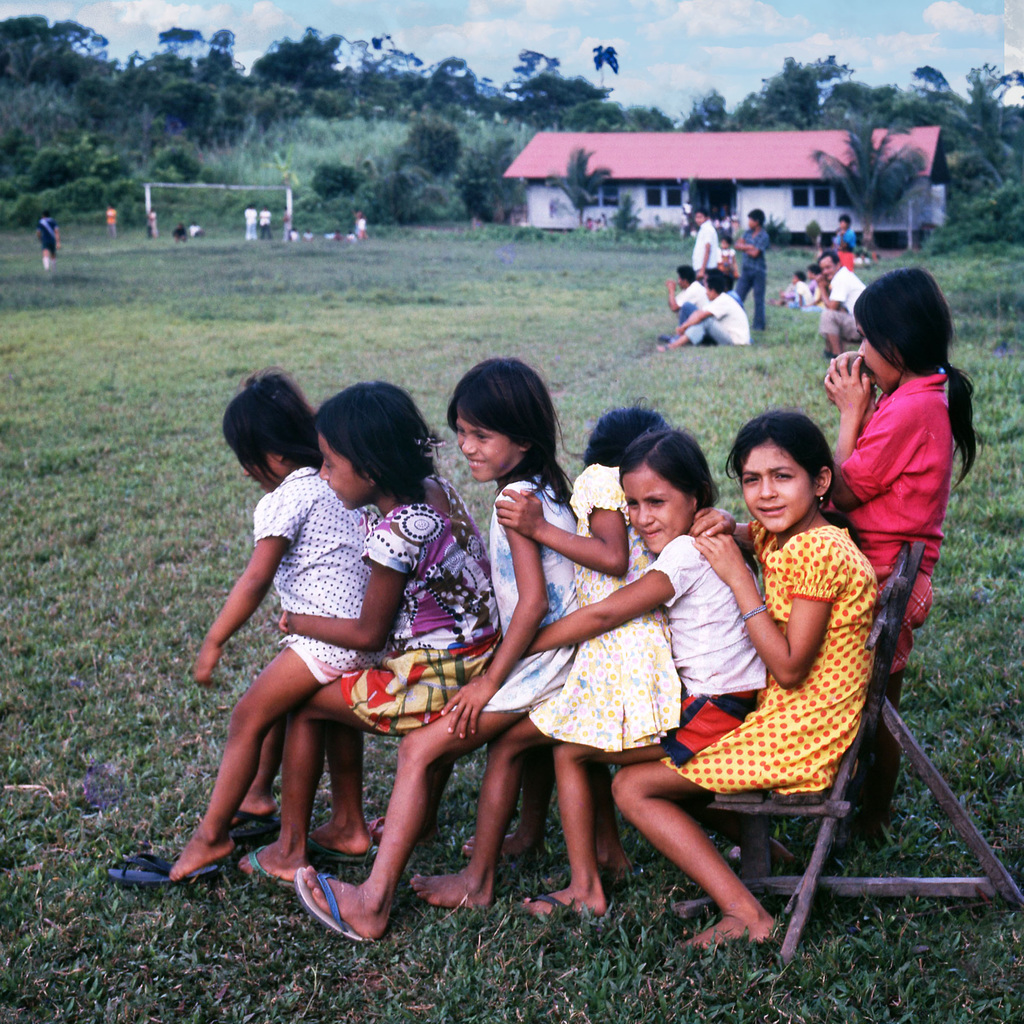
[1,226,1023,1023]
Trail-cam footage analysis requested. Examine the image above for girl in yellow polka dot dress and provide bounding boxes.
[613,410,877,947]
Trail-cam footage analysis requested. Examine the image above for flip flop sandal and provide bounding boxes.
[229,811,281,842]
[243,847,292,889]
[522,892,570,913]
[107,853,220,889]
[307,838,375,864]
[294,871,365,942]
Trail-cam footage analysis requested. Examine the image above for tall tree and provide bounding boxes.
[815,119,926,247]
[550,147,610,225]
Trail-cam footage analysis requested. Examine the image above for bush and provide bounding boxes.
[311,163,365,200]
[803,218,821,245]
[149,147,202,183]
[405,116,461,177]
[927,182,1024,253]
[765,214,791,246]
[612,192,640,232]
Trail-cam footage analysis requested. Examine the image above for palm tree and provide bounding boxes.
[550,148,611,226]
[815,120,926,248]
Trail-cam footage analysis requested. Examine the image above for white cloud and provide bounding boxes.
[641,0,810,41]
[0,2,74,20]
[923,2,1001,36]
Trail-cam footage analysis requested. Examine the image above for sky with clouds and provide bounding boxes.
[0,0,1011,114]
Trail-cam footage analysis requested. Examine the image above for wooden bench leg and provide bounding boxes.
[883,702,1024,907]
[739,814,771,881]
[780,816,839,963]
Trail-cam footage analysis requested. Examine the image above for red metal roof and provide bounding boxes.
[504,127,941,181]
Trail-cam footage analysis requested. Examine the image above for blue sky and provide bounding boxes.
[0,0,1010,113]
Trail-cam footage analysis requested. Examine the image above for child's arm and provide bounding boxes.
[824,353,877,511]
[280,563,407,651]
[441,528,549,739]
[689,508,753,552]
[194,536,290,686]
[528,570,673,654]
[496,489,629,576]
[693,533,830,689]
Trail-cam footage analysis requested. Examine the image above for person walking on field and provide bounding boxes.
[106,205,117,239]
[245,205,258,241]
[259,207,272,240]
[37,211,60,271]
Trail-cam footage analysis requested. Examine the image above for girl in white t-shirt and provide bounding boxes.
[413,429,765,918]
[165,370,377,883]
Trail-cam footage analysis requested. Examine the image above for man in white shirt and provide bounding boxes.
[657,269,751,349]
[659,265,709,342]
[244,205,258,240]
[815,249,866,356]
[691,209,720,281]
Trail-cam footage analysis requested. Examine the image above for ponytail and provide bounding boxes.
[945,365,978,483]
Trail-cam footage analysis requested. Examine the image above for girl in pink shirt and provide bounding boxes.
[823,267,978,837]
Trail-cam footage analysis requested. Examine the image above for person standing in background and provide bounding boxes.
[245,204,258,241]
[106,204,117,239]
[734,209,770,331]
[37,210,60,270]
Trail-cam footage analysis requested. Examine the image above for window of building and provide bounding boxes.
[665,187,682,207]
[599,184,619,207]
[646,186,662,206]
[813,186,832,207]
[834,183,851,207]
[793,186,809,207]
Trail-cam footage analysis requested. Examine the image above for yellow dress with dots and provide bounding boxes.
[674,522,877,794]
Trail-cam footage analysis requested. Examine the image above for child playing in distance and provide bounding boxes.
[164,370,378,884]
[292,358,579,940]
[613,411,877,946]
[412,427,765,917]
[240,381,499,885]
[823,267,978,837]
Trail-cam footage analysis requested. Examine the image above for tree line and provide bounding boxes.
[0,15,1020,244]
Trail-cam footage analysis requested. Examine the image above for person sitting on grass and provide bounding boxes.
[657,269,751,350]
[659,266,708,343]
[771,270,815,308]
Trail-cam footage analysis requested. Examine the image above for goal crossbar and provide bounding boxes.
[143,182,293,216]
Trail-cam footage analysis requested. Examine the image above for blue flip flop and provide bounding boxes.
[294,871,365,942]
[229,811,280,843]
[108,853,220,889]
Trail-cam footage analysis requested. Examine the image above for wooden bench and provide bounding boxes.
[674,541,1024,962]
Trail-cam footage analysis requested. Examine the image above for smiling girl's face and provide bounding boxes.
[454,413,529,486]
[739,443,830,547]
[621,463,698,555]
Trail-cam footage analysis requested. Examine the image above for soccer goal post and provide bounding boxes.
[143,182,293,219]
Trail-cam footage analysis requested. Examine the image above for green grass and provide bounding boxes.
[1,228,1023,1022]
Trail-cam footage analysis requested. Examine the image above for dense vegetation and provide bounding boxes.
[1,16,1021,243]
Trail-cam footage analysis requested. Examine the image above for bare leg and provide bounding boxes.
[368,761,454,846]
[503,746,554,856]
[239,719,284,819]
[308,723,372,857]
[857,669,905,839]
[612,761,774,946]
[242,682,374,883]
[823,330,843,356]
[171,650,320,881]
[590,763,631,876]
[301,712,520,938]
[411,717,552,909]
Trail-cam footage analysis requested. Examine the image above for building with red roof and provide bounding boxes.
[504,128,948,244]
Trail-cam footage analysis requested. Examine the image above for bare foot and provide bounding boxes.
[235,797,278,821]
[685,909,774,948]
[238,842,309,883]
[522,886,608,918]
[368,816,436,847]
[296,866,389,940]
[461,829,544,860]
[410,870,494,909]
[170,830,234,882]
[310,821,373,859]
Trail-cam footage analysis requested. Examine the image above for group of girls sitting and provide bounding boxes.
[142,266,974,948]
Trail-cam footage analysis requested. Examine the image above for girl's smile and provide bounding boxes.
[740,443,830,547]
[622,464,698,555]
[455,415,529,484]
[318,435,377,509]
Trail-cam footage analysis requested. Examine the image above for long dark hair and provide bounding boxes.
[619,429,717,510]
[854,267,977,482]
[222,369,321,479]
[583,406,668,468]
[447,358,571,504]
[317,381,437,503]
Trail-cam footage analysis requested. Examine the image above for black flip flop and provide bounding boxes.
[107,853,220,889]
[229,811,281,843]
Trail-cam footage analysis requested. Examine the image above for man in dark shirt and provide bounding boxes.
[733,208,770,331]
[37,211,60,271]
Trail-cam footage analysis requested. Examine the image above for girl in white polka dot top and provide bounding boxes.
[170,369,377,883]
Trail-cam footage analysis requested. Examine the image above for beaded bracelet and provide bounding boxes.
[741,604,767,622]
